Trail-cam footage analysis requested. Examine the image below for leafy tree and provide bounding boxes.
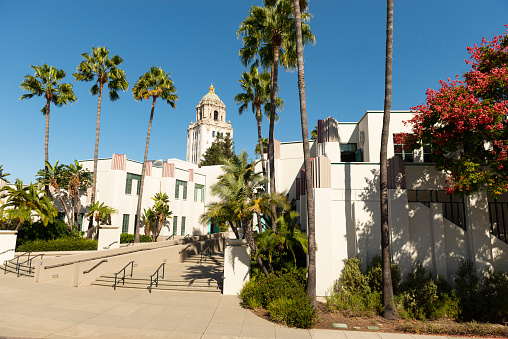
[85,201,117,240]
[198,133,234,167]
[73,47,128,210]
[66,160,92,230]
[0,180,57,231]
[238,0,314,194]
[255,137,269,158]
[379,0,397,320]
[402,28,508,197]
[235,65,283,174]
[20,64,76,193]
[291,0,317,307]
[132,66,177,243]
[200,151,289,277]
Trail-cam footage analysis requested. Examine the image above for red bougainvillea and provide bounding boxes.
[402,27,508,196]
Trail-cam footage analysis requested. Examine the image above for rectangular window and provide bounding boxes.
[423,144,433,163]
[194,184,205,202]
[393,134,414,163]
[181,216,186,236]
[125,173,141,195]
[173,216,178,236]
[340,143,358,162]
[122,214,130,233]
[175,180,187,200]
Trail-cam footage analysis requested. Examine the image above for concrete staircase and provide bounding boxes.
[92,252,224,293]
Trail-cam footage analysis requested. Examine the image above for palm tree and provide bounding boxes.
[235,66,282,175]
[379,0,398,320]
[66,160,93,231]
[0,179,57,231]
[238,0,314,194]
[201,151,289,277]
[20,64,76,193]
[36,161,73,229]
[0,165,10,183]
[255,137,269,159]
[85,201,118,240]
[147,192,172,242]
[291,0,317,307]
[310,125,317,140]
[132,66,177,243]
[73,47,128,213]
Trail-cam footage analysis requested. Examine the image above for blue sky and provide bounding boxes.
[1,1,507,183]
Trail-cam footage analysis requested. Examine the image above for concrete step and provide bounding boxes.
[96,276,220,288]
[91,280,221,293]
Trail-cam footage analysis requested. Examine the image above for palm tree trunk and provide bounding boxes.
[135,97,157,243]
[44,97,51,196]
[89,82,104,239]
[269,56,279,195]
[380,0,398,320]
[292,0,317,308]
[256,106,266,174]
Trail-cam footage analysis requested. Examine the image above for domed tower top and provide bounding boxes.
[195,83,226,122]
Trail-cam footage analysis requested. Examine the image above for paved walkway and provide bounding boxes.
[0,273,478,339]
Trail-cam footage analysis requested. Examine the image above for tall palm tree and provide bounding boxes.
[73,47,128,213]
[0,179,57,230]
[380,0,398,320]
[132,66,177,243]
[238,0,314,194]
[20,64,76,193]
[291,0,317,308]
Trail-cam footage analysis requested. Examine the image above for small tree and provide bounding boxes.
[142,192,172,242]
[198,133,234,167]
[85,201,117,240]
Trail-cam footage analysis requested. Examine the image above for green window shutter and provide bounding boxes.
[173,216,178,236]
[175,181,180,199]
[181,216,186,236]
[125,177,132,194]
[194,185,198,202]
[182,181,187,200]
[122,214,130,233]
[201,185,205,202]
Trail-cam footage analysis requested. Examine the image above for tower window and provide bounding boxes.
[214,111,218,121]
[212,131,215,138]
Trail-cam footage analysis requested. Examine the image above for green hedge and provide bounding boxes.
[16,219,72,247]
[16,237,98,252]
[120,233,152,244]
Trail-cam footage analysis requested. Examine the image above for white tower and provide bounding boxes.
[186,84,233,164]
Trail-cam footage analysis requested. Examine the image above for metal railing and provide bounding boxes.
[113,261,134,290]
[15,254,44,277]
[200,246,212,264]
[103,241,118,249]
[147,263,165,293]
[83,259,108,274]
[0,248,14,256]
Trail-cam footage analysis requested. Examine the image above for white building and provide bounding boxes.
[269,111,508,296]
[186,84,233,165]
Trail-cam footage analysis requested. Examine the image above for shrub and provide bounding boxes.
[326,257,382,316]
[17,237,98,252]
[399,262,459,320]
[120,233,152,243]
[454,259,480,321]
[16,219,72,246]
[366,254,402,295]
[267,294,317,329]
[480,270,508,324]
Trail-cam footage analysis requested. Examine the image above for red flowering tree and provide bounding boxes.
[403,27,508,196]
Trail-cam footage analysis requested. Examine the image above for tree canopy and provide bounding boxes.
[198,133,235,167]
[402,27,508,197]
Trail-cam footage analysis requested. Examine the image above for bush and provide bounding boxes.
[399,262,459,320]
[480,270,508,323]
[239,268,316,329]
[454,259,480,321]
[326,257,382,317]
[267,294,317,328]
[16,219,72,247]
[366,254,402,295]
[17,237,98,252]
[120,233,152,243]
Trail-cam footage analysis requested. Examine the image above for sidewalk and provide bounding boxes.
[0,273,476,339]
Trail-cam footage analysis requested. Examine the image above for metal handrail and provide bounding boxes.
[113,261,134,290]
[83,259,108,274]
[16,254,44,277]
[200,246,212,264]
[4,252,30,275]
[103,241,118,249]
[166,235,174,241]
[147,263,165,293]
[0,248,14,256]
[178,244,191,254]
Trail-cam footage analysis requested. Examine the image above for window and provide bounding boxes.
[181,216,186,236]
[173,216,178,236]
[214,111,218,121]
[340,143,357,162]
[212,131,215,138]
[194,184,205,202]
[122,214,130,233]
[125,173,141,194]
[407,190,465,230]
[489,201,508,244]
[393,134,414,162]
[423,144,433,163]
[57,212,66,221]
[175,180,188,199]
[74,213,84,229]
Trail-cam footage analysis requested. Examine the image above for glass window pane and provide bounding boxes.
[173,216,178,236]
